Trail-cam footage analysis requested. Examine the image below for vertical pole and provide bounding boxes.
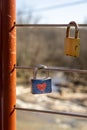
[2,0,16,130]
[0,0,2,130]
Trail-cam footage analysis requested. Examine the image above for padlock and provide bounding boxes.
[31,64,52,94]
[65,21,80,57]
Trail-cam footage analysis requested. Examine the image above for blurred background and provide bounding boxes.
[16,0,87,130]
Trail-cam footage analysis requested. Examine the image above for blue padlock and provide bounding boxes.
[31,64,52,94]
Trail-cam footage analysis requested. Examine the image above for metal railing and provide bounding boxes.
[15,23,87,27]
[15,22,87,120]
[15,64,87,119]
[15,106,87,119]
[15,65,87,73]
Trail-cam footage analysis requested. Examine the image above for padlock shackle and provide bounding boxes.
[33,64,49,79]
[66,21,79,38]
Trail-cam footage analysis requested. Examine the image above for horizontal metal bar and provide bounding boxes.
[47,66,87,73]
[15,66,87,73]
[15,23,87,27]
[15,107,87,119]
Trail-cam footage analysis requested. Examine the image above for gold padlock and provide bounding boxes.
[65,21,80,57]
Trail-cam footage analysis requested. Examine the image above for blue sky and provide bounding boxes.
[16,0,87,24]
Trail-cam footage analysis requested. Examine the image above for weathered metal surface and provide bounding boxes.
[15,65,87,73]
[15,107,87,119]
[0,0,2,130]
[15,23,87,27]
[2,0,16,130]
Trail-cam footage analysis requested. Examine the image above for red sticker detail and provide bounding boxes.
[37,83,47,92]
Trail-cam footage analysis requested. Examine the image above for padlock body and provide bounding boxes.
[65,37,80,57]
[31,78,52,94]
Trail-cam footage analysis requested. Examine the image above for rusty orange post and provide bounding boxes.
[0,0,2,130]
[2,0,16,130]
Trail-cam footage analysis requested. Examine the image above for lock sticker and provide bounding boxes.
[65,21,80,57]
[31,64,52,94]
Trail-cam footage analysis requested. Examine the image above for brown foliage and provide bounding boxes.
[17,27,87,69]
